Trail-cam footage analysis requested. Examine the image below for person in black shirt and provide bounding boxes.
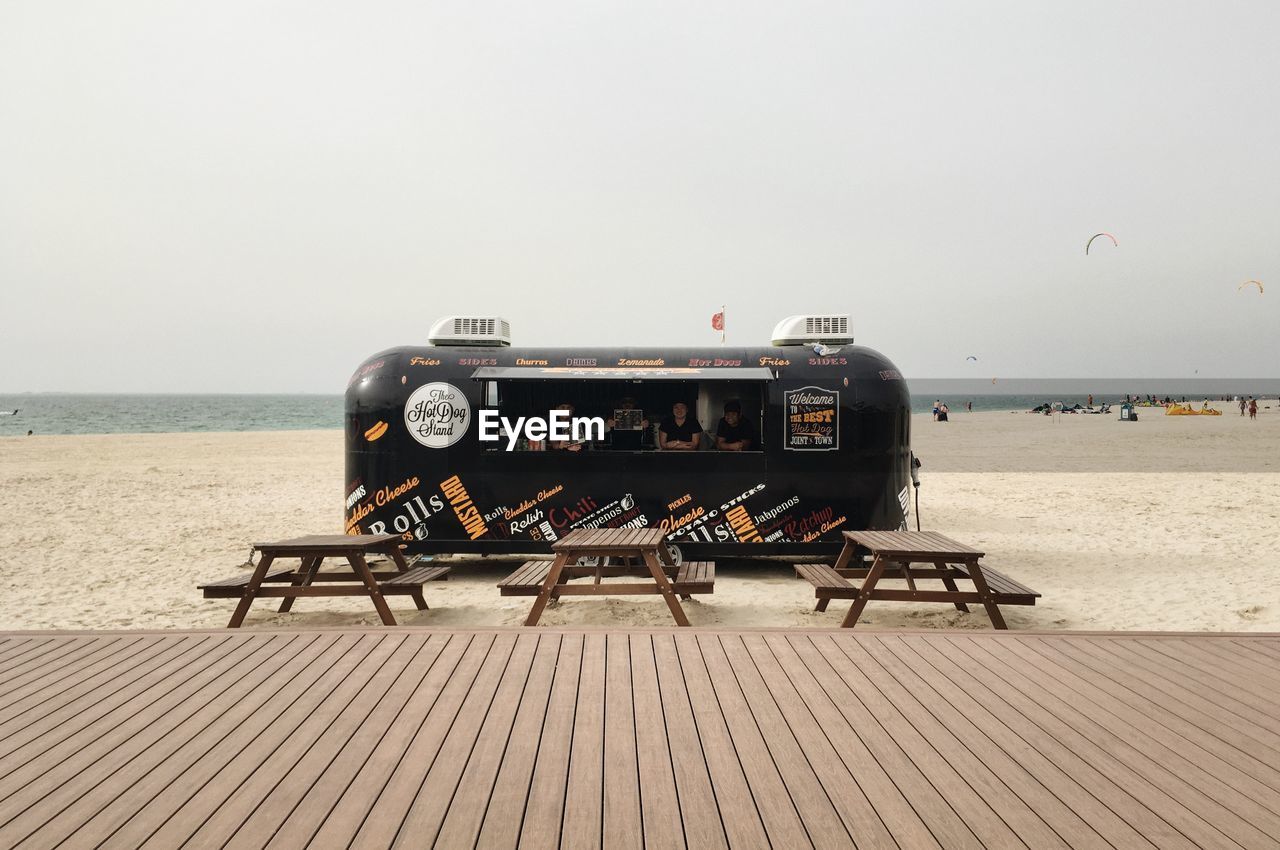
[715,400,756,451]
[659,402,701,451]
[605,396,649,450]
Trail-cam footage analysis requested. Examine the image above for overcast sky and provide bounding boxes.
[2,1,1277,392]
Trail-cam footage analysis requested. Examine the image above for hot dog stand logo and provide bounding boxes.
[404,382,470,448]
[784,387,838,451]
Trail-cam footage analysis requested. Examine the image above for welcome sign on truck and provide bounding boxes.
[344,314,913,560]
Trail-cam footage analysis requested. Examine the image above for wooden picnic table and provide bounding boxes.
[829,529,1014,628]
[522,528,692,626]
[201,534,448,628]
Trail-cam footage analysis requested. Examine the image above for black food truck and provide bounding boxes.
[345,314,913,561]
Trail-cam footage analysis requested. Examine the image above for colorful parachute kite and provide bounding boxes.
[1239,279,1264,294]
[1085,233,1118,255]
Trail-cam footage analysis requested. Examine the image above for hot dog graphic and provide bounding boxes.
[364,421,389,442]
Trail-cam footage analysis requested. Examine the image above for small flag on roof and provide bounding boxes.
[711,310,725,331]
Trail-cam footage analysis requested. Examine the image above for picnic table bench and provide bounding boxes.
[199,534,449,627]
[511,528,712,626]
[796,530,1039,628]
[499,559,716,596]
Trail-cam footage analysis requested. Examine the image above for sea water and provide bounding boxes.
[0,394,343,436]
[3,381,1277,436]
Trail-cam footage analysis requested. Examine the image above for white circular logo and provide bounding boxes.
[404,382,470,448]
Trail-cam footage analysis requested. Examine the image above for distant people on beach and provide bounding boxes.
[937,402,950,422]
[1249,398,1258,420]
[966,400,972,412]
[1240,397,1248,416]
[932,400,941,421]
[1088,394,1093,407]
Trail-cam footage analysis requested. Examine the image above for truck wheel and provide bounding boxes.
[575,556,600,568]
[665,544,683,567]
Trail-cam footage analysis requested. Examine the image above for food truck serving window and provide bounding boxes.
[470,367,775,381]
[471,366,773,453]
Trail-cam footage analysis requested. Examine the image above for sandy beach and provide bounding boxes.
[3,405,1278,632]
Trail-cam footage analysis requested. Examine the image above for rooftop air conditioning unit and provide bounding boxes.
[770,314,853,346]
[427,316,512,347]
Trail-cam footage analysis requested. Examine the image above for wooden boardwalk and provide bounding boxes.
[0,629,1278,848]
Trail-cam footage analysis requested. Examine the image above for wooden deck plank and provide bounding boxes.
[1159,635,1280,691]
[0,637,144,733]
[401,634,532,845]
[348,633,514,849]
[1014,638,1280,811]
[515,633,584,850]
[561,633,607,850]
[1070,637,1280,758]
[0,629,1276,849]
[73,633,346,849]
[951,635,1265,849]
[806,634,1026,849]
[1141,638,1280,711]
[1101,636,1280,745]
[0,635,158,722]
[650,635,730,850]
[0,636,52,668]
[832,637,1071,849]
[434,634,561,850]
[0,634,289,845]
[261,634,453,850]
[991,637,1280,834]
[669,633,772,849]
[721,634,893,849]
[690,633,816,848]
[0,635,225,766]
[859,637,1117,849]
[1024,637,1280,790]
[765,634,976,850]
[133,634,399,849]
[391,633,536,848]
[214,634,432,848]
[1116,636,1280,730]
[89,634,358,849]
[888,636,1170,849]
[297,633,476,847]
[469,632,563,849]
[0,635,131,698]
[628,633,684,850]
[744,634,938,850]
[602,634,642,850]
[1230,637,1280,663]
[1167,636,1280,687]
[929,634,1243,849]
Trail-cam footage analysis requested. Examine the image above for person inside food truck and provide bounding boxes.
[658,401,702,451]
[605,396,649,450]
[715,399,756,451]
[548,402,586,451]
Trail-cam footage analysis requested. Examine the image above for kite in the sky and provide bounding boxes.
[1085,233,1118,255]
[965,355,978,362]
[1238,279,1264,294]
